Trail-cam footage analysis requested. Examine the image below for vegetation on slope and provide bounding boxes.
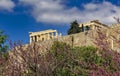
[0,40,120,76]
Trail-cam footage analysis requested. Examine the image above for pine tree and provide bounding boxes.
[68,20,81,35]
[0,31,8,53]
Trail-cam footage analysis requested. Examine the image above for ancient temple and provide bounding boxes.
[79,20,109,32]
[29,29,58,43]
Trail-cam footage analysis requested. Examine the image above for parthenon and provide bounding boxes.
[79,20,109,31]
[29,29,58,43]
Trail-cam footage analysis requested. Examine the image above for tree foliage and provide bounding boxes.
[68,20,81,35]
[0,30,8,53]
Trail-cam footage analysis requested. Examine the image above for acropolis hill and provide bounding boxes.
[28,20,120,52]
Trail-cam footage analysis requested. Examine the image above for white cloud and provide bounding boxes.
[0,0,15,11]
[19,0,120,25]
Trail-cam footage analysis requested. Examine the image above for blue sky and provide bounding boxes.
[0,0,120,43]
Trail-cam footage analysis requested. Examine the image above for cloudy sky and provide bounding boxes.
[0,0,120,43]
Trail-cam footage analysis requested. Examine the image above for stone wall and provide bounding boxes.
[34,30,97,52]
[26,24,120,53]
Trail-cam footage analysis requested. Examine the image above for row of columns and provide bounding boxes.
[30,32,58,43]
[91,24,102,30]
[80,23,102,31]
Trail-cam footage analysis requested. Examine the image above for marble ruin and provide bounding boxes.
[79,20,109,31]
[29,29,58,43]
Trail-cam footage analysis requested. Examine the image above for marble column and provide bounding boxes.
[92,25,95,30]
[40,34,43,41]
[52,32,54,38]
[30,36,32,43]
[36,35,39,42]
[47,33,50,40]
[44,33,47,40]
[56,32,58,38]
[42,34,45,41]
